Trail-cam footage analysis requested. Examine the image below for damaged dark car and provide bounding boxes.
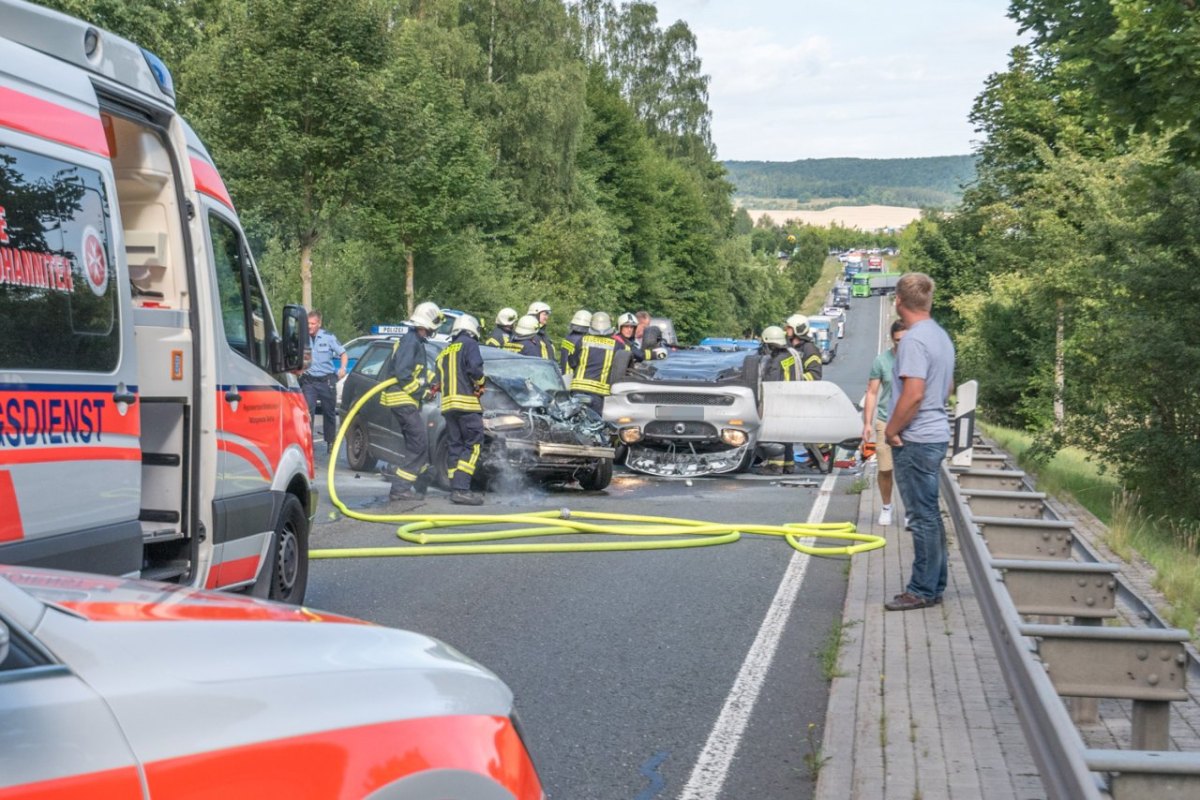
[340,339,616,490]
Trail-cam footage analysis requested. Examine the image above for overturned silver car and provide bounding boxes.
[605,349,864,478]
[604,350,761,477]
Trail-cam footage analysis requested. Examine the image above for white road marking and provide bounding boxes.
[677,469,839,800]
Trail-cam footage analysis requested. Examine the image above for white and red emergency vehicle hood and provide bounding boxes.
[0,566,542,799]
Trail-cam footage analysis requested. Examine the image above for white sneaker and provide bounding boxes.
[877,506,893,526]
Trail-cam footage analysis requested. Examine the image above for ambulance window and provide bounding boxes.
[0,144,120,372]
[210,213,269,370]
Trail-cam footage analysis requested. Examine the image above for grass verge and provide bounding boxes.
[983,422,1200,634]
[800,256,844,316]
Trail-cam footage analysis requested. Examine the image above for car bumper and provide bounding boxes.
[623,442,750,477]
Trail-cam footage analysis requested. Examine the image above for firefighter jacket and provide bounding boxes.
[512,336,551,360]
[484,326,512,349]
[559,328,586,377]
[381,331,430,409]
[436,332,485,414]
[795,336,823,381]
[763,347,803,382]
[535,328,557,363]
[613,333,645,363]
[570,334,623,396]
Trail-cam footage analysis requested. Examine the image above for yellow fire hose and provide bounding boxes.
[309,377,886,560]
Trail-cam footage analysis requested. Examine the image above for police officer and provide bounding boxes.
[614,312,645,363]
[559,309,592,377]
[509,314,552,359]
[527,301,557,363]
[758,325,803,474]
[785,313,823,381]
[379,303,441,501]
[303,310,347,456]
[485,307,518,348]
[436,314,486,506]
[570,312,621,413]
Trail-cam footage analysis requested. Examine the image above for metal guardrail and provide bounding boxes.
[943,453,1200,799]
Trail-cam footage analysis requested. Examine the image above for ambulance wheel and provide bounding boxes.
[579,458,612,491]
[269,495,309,605]
[345,420,374,472]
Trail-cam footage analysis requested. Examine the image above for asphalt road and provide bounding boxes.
[305,295,888,800]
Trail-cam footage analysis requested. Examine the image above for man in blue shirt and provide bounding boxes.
[883,274,956,611]
[303,310,347,456]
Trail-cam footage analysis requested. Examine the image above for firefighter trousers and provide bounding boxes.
[386,405,429,488]
[445,410,485,492]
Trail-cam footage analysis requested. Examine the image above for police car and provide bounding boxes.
[0,564,545,798]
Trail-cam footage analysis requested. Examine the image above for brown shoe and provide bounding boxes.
[884,592,935,611]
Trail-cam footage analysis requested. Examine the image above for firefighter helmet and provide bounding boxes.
[495,307,518,327]
[762,325,788,347]
[589,312,614,336]
[410,304,442,331]
[617,312,637,329]
[527,301,551,317]
[514,314,540,337]
[786,313,809,337]
[570,309,593,328]
[451,314,481,339]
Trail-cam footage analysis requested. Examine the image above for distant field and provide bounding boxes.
[745,205,922,230]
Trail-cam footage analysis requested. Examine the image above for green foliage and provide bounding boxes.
[723,156,977,208]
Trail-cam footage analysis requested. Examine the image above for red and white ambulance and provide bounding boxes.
[0,0,314,602]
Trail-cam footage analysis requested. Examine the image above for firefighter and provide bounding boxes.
[614,312,646,363]
[560,309,592,377]
[526,301,557,362]
[379,303,441,501]
[785,313,823,380]
[436,314,487,506]
[485,307,518,348]
[570,311,621,413]
[757,325,803,474]
[509,314,552,359]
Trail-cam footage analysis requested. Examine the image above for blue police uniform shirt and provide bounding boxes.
[307,328,346,377]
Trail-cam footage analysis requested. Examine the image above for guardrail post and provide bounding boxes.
[1132,701,1172,751]
[1070,617,1101,725]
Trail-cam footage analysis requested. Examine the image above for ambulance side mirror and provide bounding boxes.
[277,304,307,373]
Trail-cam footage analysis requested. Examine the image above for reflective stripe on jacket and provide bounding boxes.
[570,334,620,396]
[436,332,485,413]
[381,332,428,408]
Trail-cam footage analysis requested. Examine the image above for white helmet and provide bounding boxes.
[589,311,614,336]
[570,309,593,328]
[617,312,637,329]
[514,314,540,337]
[451,314,481,339]
[786,313,809,337]
[527,301,551,317]
[762,325,788,347]
[495,307,518,327]
[410,303,442,330]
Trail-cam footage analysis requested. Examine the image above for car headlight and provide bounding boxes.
[483,413,526,431]
[619,426,643,444]
[721,428,748,447]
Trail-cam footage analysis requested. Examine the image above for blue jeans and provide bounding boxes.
[892,440,949,600]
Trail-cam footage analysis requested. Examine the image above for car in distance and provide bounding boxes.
[340,340,615,490]
[0,565,544,798]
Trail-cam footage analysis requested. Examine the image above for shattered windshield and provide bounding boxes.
[485,357,568,407]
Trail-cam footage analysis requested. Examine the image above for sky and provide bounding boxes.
[650,0,1026,161]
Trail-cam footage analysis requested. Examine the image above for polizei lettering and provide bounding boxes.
[0,396,106,447]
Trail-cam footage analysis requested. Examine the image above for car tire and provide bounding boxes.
[267,494,308,605]
[741,353,762,401]
[345,420,374,472]
[432,436,451,491]
[579,458,613,491]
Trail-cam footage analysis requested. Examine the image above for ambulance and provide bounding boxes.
[0,1,314,602]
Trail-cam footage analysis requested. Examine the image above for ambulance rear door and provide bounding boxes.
[0,41,143,575]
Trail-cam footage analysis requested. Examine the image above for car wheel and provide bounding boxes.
[579,458,613,491]
[268,494,308,605]
[432,436,451,491]
[345,420,374,472]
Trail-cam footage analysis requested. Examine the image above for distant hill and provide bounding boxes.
[723,155,976,209]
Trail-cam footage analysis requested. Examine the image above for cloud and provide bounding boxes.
[695,26,833,98]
